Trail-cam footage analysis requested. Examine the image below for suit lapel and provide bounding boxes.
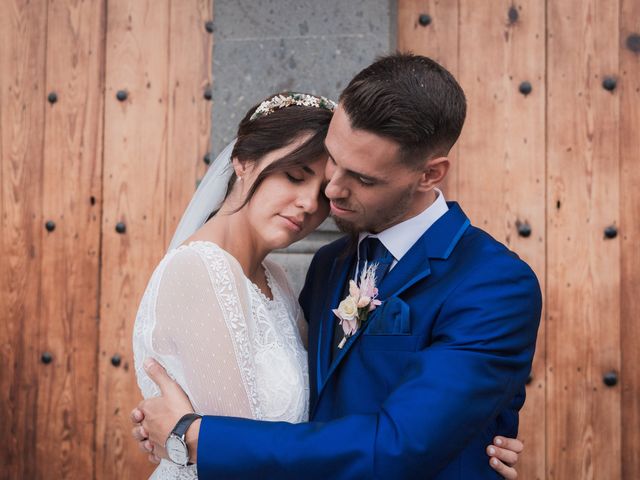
[316,250,355,395]
[380,203,470,298]
[321,241,434,386]
[317,202,471,399]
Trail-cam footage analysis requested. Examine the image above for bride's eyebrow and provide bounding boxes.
[302,165,316,175]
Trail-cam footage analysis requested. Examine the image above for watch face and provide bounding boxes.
[166,435,189,466]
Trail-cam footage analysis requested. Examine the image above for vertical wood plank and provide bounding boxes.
[36,0,106,477]
[0,1,48,478]
[397,0,460,198]
[96,1,170,477]
[397,0,460,75]
[37,0,106,477]
[165,0,214,246]
[456,3,547,475]
[546,0,621,478]
[619,1,640,478]
[398,3,547,477]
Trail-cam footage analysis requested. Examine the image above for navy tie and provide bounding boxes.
[331,237,393,357]
[357,237,392,284]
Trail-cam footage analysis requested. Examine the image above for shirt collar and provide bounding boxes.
[358,188,449,262]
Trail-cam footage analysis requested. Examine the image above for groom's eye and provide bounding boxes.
[357,176,376,186]
[285,172,304,183]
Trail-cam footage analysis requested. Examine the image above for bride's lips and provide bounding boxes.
[279,215,303,232]
[330,201,354,216]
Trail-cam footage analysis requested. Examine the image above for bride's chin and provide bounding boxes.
[277,234,300,250]
[264,231,299,251]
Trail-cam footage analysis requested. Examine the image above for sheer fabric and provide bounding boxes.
[133,241,309,479]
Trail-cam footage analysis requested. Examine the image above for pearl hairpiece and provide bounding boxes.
[249,92,337,121]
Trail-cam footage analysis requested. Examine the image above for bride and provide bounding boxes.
[132,92,522,479]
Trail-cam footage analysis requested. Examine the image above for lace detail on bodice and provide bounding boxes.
[250,270,310,423]
[133,241,309,479]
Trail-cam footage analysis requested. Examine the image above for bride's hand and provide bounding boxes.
[487,436,523,479]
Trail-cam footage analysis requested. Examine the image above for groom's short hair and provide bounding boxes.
[340,53,466,165]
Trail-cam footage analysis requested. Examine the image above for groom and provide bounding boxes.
[132,54,541,478]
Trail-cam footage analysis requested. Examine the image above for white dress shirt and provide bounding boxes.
[357,188,449,272]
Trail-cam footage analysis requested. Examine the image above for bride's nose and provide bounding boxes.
[295,185,319,214]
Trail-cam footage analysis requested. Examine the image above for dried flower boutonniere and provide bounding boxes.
[333,263,382,349]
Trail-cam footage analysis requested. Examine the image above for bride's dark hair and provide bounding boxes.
[224,92,333,210]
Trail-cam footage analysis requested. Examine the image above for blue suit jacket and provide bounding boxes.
[197,202,542,479]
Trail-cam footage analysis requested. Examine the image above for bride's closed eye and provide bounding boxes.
[285,172,304,183]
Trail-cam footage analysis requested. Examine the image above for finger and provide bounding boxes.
[131,425,148,442]
[138,410,164,447]
[143,440,154,454]
[148,454,161,464]
[494,436,524,454]
[489,457,518,479]
[153,443,168,460]
[138,441,149,454]
[143,358,176,394]
[130,408,144,424]
[487,445,519,466]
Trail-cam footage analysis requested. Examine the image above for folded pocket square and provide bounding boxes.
[365,297,411,335]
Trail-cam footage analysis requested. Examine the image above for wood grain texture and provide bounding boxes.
[619,0,640,477]
[96,1,170,477]
[36,0,106,477]
[165,0,214,246]
[397,0,460,198]
[2,1,638,478]
[94,2,213,477]
[546,0,621,478]
[0,1,48,478]
[397,3,547,478]
[456,3,546,478]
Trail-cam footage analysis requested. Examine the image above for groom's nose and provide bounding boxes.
[324,161,348,200]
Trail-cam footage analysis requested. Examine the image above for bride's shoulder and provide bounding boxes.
[166,240,225,263]
[167,240,250,281]
[154,241,226,277]
[148,241,247,298]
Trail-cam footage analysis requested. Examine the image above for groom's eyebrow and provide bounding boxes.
[324,142,383,184]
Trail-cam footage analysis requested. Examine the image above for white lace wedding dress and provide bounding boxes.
[133,241,310,479]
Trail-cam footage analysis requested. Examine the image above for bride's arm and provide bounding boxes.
[150,246,255,418]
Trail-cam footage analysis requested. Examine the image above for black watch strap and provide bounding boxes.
[171,413,202,438]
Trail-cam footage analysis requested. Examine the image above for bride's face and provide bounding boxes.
[237,136,330,251]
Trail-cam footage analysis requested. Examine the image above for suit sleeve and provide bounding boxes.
[196,256,542,479]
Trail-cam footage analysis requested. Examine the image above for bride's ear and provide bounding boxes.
[232,157,247,178]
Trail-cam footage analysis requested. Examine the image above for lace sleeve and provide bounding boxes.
[147,244,257,418]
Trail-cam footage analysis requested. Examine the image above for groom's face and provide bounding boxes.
[323,106,425,234]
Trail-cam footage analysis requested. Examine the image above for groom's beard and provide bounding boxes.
[333,215,360,234]
[332,186,414,234]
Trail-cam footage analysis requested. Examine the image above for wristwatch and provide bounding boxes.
[165,413,202,466]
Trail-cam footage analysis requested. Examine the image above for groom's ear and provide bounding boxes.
[416,156,449,192]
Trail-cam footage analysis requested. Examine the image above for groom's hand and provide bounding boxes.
[130,358,199,463]
[487,436,524,479]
